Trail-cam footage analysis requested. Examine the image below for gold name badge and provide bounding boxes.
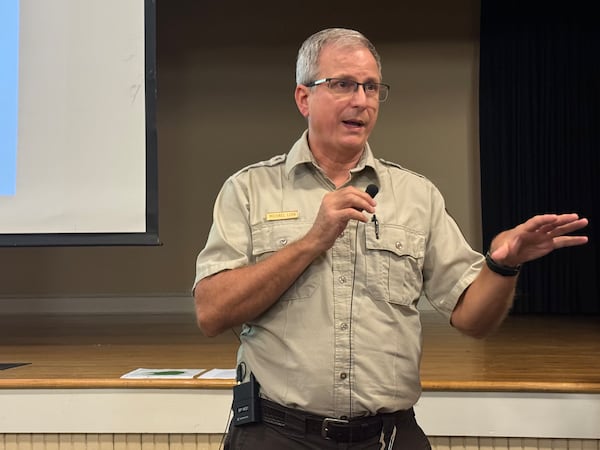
[265,211,299,221]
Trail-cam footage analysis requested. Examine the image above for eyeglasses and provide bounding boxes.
[305,78,390,102]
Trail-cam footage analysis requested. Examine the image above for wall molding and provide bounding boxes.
[1,388,598,438]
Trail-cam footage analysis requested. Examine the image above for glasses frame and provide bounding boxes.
[305,77,390,102]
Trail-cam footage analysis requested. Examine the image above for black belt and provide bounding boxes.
[261,398,412,443]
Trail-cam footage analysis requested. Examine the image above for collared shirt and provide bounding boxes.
[194,130,484,418]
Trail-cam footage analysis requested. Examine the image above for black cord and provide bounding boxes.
[221,329,242,447]
[230,326,241,343]
[218,407,233,450]
[347,221,360,418]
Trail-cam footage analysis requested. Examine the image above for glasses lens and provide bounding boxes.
[325,78,390,102]
[328,79,357,95]
[378,85,389,102]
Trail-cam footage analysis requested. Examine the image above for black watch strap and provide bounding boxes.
[485,251,521,276]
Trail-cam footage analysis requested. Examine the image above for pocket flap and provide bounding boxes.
[251,222,310,256]
[366,224,425,259]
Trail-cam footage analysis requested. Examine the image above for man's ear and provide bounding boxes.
[294,84,310,118]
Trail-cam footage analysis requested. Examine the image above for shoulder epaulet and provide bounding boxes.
[378,158,426,179]
[232,154,287,177]
[377,158,403,169]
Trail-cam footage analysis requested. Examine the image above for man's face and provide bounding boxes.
[296,44,381,155]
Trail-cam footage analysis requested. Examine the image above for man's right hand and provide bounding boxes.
[306,186,377,250]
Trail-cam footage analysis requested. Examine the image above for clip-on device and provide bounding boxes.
[232,363,262,426]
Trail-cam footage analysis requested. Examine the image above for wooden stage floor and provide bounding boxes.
[1,311,599,393]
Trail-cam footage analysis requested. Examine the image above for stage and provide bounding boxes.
[0,309,599,443]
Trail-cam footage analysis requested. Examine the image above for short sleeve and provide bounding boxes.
[193,176,252,290]
[421,185,484,319]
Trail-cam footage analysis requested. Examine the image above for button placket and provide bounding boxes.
[331,223,353,413]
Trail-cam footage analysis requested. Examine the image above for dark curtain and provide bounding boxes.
[479,1,600,313]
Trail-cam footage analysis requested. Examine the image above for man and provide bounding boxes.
[193,28,588,449]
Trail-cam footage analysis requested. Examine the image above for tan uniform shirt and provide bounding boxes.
[194,131,484,418]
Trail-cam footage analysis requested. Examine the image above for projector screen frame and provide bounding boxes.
[0,0,159,247]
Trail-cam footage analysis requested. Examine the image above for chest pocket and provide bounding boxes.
[364,224,425,306]
[251,221,321,301]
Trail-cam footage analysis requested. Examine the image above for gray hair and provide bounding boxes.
[295,28,382,85]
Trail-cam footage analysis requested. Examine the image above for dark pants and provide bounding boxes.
[224,400,431,450]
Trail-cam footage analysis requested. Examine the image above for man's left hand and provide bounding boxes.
[490,213,589,267]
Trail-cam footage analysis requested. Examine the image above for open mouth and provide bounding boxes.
[342,119,365,128]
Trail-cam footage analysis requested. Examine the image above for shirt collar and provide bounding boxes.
[285,130,378,179]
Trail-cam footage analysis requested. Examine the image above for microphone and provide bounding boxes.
[365,184,379,199]
[354,184,379,211]
[365,184,380,239]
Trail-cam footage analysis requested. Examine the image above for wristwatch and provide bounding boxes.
[485,251,521,276]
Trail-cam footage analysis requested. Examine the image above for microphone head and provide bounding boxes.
[366,184,379,198]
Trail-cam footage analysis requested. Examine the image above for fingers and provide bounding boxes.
[521,214,569,232]
[522,214,587,235]
[346,186,378,213]
[325,186,377,216]
[546,217,588,238]
[552,235,589,249]
[490,213,588,265]
[530,216,588,243]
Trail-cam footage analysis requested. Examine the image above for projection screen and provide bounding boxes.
[0,0,158,246]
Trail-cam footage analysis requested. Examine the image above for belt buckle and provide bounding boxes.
[321,417,349,440]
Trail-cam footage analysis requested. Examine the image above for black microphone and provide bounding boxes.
[365,184,379,199]
[354,184,379,211]
[365,184,380,239]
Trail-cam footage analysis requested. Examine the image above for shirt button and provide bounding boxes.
[279,238,288,246]
[340,323,348,331]
[338,231,345,239]
[339,276,347,284]
[340,372,347,380]
[395,242,403,250]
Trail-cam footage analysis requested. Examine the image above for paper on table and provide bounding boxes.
[198,368,237,379]
[120,368,205,379]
